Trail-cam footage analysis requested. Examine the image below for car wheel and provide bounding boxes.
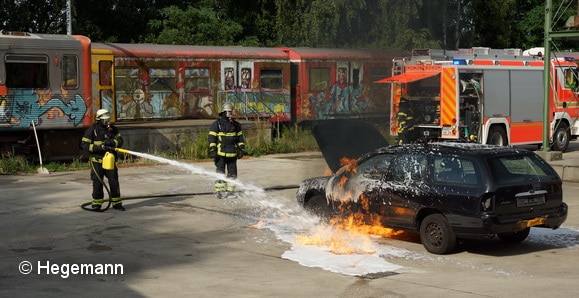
[487,125,507,146]
[305,194,330,217]
[551,122,570,152]
[419,214,457,255]
[497,227,530,243]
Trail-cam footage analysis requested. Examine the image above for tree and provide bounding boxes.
[144,5,242,45]
[0,0,68,33]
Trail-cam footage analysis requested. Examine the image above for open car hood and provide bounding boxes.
[313,120,389,173]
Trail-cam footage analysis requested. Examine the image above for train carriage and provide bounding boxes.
[91,43,292,124]
[284,47,397,124]
[0,31,92,158]
[1,32,401,160]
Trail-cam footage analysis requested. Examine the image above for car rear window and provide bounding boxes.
[487,154,559,184]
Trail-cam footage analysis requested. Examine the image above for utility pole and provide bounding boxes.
[542,0,552,152]
[66,0,72,35]
[542,0,579,152]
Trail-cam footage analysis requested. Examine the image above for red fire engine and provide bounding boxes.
[378,47,579,151]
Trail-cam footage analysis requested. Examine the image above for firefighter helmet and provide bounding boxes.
[221,103,233,113]
[96,109,111,120]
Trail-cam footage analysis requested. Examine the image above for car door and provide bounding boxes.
[326,153,393,216]
[382,153,428,229]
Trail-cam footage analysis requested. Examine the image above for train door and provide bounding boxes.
[91,50,115,121]
[220,60,254,115]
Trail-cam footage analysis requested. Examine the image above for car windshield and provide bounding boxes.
[487,154,559,184]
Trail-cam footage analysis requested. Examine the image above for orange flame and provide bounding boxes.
[297,198,404,255]
[246,220,265,229]
[296,156,403,255]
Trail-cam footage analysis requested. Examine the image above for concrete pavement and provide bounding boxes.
[1,147,578,297]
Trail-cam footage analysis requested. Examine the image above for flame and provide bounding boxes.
[296,197,404,255]
[246,220,265,229]
[340,157,359,173]
[296,156,404,255]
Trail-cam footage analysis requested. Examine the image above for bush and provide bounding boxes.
[0,154,34,174]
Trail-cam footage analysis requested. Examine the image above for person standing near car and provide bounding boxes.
[81,109,125,211]
[397,94,416,144]
[208,103,245,199]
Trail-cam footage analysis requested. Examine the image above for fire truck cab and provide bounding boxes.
[378,47,579,152]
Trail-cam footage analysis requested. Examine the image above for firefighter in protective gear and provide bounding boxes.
[81,109,125,211]
[208,103,245,199]
[397,95,417,144]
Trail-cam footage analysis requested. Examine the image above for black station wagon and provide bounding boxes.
[296,142,568,254]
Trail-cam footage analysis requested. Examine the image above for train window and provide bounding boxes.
[150,68,176,91]
[185,67,210,91]
[115,67,139,93]
[260,69,282,90]
[352,68,360,89]
[99,61,113,87]
[310,68,330,91]
[61,55,78,89]
[241,68,252,89]
[5,55,48,88]
[224,67,235,90]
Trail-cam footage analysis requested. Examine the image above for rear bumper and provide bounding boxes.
[451,203,568,237]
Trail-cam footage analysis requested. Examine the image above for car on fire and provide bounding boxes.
[297,124,568,254]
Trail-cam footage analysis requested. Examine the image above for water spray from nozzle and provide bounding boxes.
[114,148,264,195]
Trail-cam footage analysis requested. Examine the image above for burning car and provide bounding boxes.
[296,121,568,254]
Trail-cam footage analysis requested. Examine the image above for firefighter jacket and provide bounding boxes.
[208,116,245,158]
[397,100,415,133]
[81,123,124,162]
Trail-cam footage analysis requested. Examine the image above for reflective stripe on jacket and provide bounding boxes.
[208,117,244,157]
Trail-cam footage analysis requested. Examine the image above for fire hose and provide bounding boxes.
[81,147,299,212]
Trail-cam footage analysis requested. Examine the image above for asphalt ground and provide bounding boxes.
[1,144,579,297]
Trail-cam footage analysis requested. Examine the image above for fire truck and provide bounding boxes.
[378,47,579,152]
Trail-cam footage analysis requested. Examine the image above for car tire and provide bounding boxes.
[551,122,570,152]
[497,227,530,243]
[419,214,457,255]
[487,125,507,146]
[305,194,330,217]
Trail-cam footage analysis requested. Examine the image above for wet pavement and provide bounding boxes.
[1,145,578,297]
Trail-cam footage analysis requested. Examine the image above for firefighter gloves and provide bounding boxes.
[208,147,217,159]
[237,148,245,159]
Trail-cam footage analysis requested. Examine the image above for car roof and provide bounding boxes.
[366,142,531,159]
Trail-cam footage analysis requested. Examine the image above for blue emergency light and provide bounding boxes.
[453,59,468,65]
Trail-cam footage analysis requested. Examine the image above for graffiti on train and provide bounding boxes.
[0,89,87,129]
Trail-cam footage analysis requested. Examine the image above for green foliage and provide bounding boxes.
[3,0,578,51]
[144,6,243,45]
[245,124,318,156]
[0,154,34,175]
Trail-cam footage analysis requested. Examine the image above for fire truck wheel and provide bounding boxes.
[551,122,570,152]
[487,126,507,146]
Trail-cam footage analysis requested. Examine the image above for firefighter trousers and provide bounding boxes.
[214,156,238,193]
[90,160,122,206]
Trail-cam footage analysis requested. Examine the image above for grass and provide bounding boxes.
[1,121,393,175]
[0,123,320,175]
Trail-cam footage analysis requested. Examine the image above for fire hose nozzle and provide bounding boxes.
[115,148,130,154]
